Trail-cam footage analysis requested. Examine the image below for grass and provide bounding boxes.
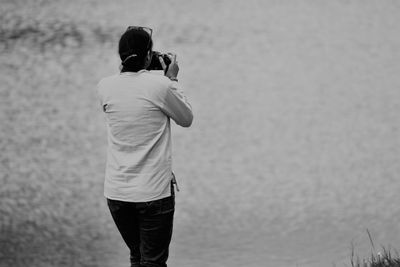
[350,230,400,267]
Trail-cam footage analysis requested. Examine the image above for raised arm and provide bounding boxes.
[158,53,193,127]
[160,81,193,127]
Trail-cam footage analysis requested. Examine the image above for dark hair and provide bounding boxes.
[119,28,153,73]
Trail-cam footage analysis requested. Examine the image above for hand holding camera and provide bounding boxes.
[161,53,179,81]
[146,52,179,81]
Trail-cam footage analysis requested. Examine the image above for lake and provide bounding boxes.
[1,0,399,266]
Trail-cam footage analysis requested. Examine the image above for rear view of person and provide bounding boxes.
[96,26,193,267]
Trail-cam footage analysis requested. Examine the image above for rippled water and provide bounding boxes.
[2,0,400,266]
[163,1,400,266]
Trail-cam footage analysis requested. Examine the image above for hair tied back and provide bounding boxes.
[122,54,138,65]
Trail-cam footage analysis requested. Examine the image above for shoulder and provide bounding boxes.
[97,74,120,95]
[142,71,173,96]
[142,71,171,86]
[98,74,120,88]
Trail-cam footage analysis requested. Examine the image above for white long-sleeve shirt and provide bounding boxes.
[97,70,193,202]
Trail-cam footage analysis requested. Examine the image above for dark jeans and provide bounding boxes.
[107,190,175,267]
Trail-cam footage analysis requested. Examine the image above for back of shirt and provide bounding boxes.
[97,70,193,202]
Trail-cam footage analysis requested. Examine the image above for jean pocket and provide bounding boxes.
[107,198,124,213]
[142,196,174,215]
[160,196,175,214]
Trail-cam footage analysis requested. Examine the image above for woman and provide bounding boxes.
[96,26,193,267]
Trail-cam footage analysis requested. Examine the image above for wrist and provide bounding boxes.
[169,77,178,82]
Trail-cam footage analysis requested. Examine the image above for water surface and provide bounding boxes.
[2,1,400,266]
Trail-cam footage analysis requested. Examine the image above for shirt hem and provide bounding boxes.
[104,190,172,203]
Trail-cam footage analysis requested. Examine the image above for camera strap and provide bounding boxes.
[171,172,180,192]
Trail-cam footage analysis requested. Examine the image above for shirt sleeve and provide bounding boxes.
[158,81,193,127]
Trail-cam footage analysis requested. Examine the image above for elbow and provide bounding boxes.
[179,113,193,127]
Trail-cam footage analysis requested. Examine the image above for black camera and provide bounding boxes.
[146,51,171,71]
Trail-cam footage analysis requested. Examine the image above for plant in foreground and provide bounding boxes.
[351,230,400,267]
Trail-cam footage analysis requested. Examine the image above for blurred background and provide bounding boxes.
[1,0,400,266]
